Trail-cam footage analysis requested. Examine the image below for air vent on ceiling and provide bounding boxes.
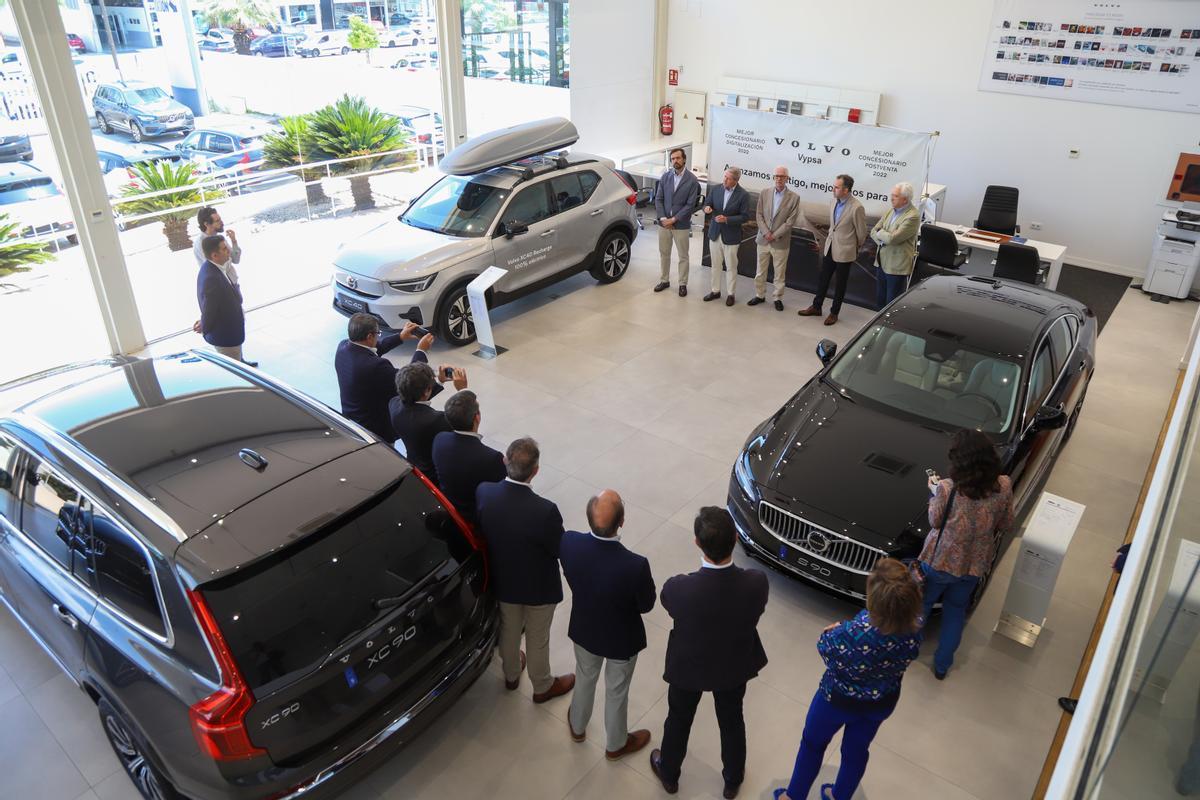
[862,452,912,476]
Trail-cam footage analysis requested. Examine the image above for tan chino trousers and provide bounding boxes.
[754,242,790,300]
[658,226,691,285]
[498,601,556,694]
[709,240,739,295]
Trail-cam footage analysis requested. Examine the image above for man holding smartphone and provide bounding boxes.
[335,312,435,444]
[389,361,469,485]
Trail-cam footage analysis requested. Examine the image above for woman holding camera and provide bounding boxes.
[921,428,1014,680]
[773,558,923,800]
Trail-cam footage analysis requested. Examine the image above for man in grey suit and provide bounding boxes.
[799,174,868,326]
[750,166,801,311]
[652,147,701,298]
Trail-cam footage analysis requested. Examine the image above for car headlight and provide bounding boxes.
[388,274,437,293]
[734,447,760,501]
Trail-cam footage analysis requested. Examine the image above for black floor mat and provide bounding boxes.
[1053,264,1132,335]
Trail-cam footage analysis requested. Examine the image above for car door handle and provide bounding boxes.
[589,209,604,216]
[52,603,79,630]
[1078,360,1086,372]
[539,230,556,237]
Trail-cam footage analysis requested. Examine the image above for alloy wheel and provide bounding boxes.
[104,712,167,800]
[131,122,144,143]
[602,237,630,277]
[446,292,475,343]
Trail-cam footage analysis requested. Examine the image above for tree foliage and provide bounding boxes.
[347,15,379,52]
[114,160,222,223]
[195,0,277,29]
[306,95,409,174]
[0,212,54,278]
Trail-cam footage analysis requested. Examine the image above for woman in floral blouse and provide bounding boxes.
[774,558,922,800]
[921,428,1014,680]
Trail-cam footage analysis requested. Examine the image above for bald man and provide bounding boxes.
[559,490,657,760]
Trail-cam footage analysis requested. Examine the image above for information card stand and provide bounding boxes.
[995,492,1086,647]
[1133,539,1200,703]
[468,266,508,360]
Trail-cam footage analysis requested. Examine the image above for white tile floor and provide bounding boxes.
[1,233,1194,800]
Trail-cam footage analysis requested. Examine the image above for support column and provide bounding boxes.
[650,0,669,141]
[435,0,467,151]
[10,0,146,356]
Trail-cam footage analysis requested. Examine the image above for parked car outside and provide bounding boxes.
[249,33,302,57]
[0,117,32,162]
[389,104,444,155]
[93,81,194,143]
[728,274,1096,604]
[66,33,86,54]
[331,117,637,346]
[298,30,352,57]
[93,137,184,196]
[0,162,75,242]
[175,120,273,174]
[0,351,497,800]
[382,25,424,47]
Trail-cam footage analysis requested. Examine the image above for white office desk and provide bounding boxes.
[933,220,1068,291]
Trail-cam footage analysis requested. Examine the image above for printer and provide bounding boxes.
[1144,202,1200,300]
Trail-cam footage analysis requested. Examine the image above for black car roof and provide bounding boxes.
[8,352,369,539]
[887,275,1084,359]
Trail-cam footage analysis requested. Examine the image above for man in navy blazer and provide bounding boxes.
[194,235,255,365]
[652,147,701,297]
[560,490,656,760]
[703,167,751,306]
[475,437,575,704]
[431,390,505,522]
[650,506,769,799]
[388,361,467,484]
[335,313,435,443]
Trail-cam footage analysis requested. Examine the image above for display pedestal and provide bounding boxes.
[468,266,508,360]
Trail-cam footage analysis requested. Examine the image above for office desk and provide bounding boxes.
[933,221,1068,290]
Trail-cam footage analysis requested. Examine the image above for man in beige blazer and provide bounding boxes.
[798,174,867,326]
[749,166,801,311]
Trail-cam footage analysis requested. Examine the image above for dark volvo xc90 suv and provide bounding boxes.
[0,352,497,799]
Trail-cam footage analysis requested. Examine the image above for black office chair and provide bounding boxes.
[994,242,1041,284]
[916,224,966,269]
[974,185,1020,236]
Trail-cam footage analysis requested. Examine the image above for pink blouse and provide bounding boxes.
[919,476,1014,578]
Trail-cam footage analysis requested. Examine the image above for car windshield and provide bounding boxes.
[400,175,507,237]
[826,323,1022,436]
[0,176,58,202]
[128,87,168,104]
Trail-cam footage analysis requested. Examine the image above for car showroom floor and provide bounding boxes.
[1,232,1195,800]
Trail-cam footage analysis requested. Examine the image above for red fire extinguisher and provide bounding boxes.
[659,104,674,136]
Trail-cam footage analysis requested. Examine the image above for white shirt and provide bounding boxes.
[701,558,734,570]
[453,430,482,439]
[504,476,532,487]
[772,188,785,218]
[193,231,242,268]
[590,531,622,543]
[350,341,376,354]
[672,168,684,191]
[212,259,239,287]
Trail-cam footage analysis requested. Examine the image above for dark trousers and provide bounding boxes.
[659,683,747,787]
[875,267,908,309]
[786,689,893,800]
[812,252,852,314]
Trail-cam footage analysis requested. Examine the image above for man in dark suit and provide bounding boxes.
[652,147,701,297]
[388,361,467,484]
[475,437,574,703]
[650,507,769,799]
[193,235,256,366]
[430,390,505,523]
[703,167,751,306]
[560,490,656,760]
[335,313,435,443]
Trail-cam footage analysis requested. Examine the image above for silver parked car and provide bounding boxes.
[331,118,638,346]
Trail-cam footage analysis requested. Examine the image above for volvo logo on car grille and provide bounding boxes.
[347,276,358,290]
[804,530,831,554]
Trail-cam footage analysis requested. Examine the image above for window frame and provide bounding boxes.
[79,498,169,639]
[496,179,554,230]
[1020,313,1079,432]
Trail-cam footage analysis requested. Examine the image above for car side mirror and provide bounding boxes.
[816,338,838,366]
[1034,405,1067,430]
[504,221,529,239]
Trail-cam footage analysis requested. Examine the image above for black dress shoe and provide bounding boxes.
[774,300,784,311]
[242,360,259,368]
[649,749,678,794]
[678,285,687,297]
[725,295,735,307]
[934,667,947,680]
[1058,697,1077,714]
[747,296,765,306]
[703,292,720,302]
[653,281,670,293]
[723,783,741,799]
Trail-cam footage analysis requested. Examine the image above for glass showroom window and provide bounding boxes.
[57,0,444,343]
[0,16,107,384]
[460,0,568,135]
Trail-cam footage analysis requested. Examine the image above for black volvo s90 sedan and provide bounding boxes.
[0,352,496,799]
[728,275,1096,602]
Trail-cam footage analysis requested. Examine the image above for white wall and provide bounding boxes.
[665,0,1197,275]
[569,0,654,153]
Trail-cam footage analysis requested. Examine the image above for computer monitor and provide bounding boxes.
[1168,152,1200,202]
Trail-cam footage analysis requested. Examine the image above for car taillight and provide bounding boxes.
[186,589,265,761]
[626,192,637,205]
[412,467,489,588]
[418,133,432,144]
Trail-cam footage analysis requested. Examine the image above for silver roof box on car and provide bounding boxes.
[439,117,579,176]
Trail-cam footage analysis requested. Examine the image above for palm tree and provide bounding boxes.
[0,212,54,279]
[306,95,410,211]
[261,114,329,205]
[115,160,223,251]
[195,0,277,28]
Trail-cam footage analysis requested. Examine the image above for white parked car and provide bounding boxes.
[298,30,352,57]
[331,118,638,346]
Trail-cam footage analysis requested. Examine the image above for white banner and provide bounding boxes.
[707,105,933,219]
[979,0,1200,114]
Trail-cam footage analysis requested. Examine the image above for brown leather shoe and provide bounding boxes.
[797,306,822,317]
[568,716,586,743]
[678,285,687,297]
[653,281,670,293]
[504,650,526,690]
[649,748,678,794]
[823,313,838,326]
[606,729,651,761]
[725,295,735,306]
[532,673,575,703]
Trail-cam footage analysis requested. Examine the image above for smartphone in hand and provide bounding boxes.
[442,367,454,380]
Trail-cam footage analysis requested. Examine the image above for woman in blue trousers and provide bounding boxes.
[774,558,923,800]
